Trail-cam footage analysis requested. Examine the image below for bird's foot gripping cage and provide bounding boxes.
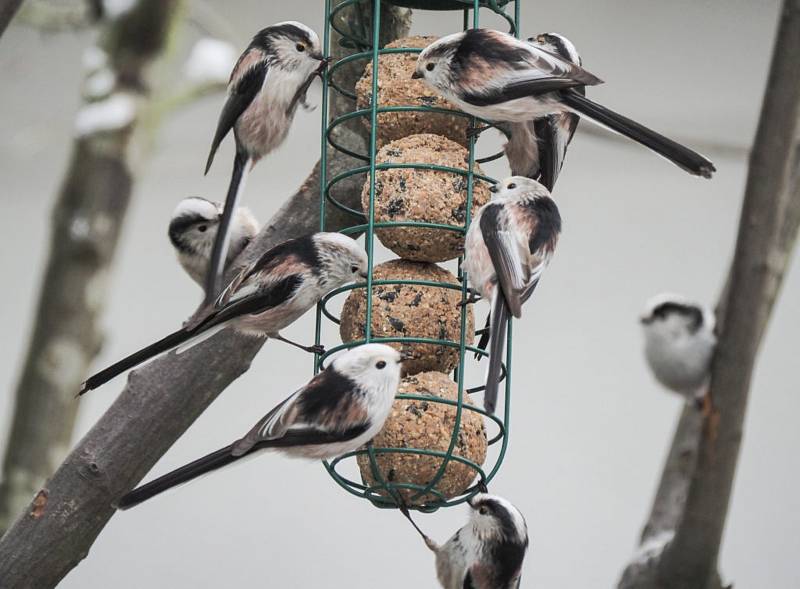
[315,0,520,512]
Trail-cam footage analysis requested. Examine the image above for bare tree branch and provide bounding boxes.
[0,3,410,586]
[618,2,800,587]
[0,0,184,535]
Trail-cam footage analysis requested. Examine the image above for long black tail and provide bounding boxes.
[484,292,510,415]
[560,89,715,178]
[117,443,243,510]
[78,327,195,396]
[203,150,249,305]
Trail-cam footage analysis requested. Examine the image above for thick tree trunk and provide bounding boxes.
[0,0,183,534]
[0,3,410,587]
[618,2,800,587]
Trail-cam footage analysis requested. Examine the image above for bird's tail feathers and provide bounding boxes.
[116,443,243,510]
[484,292,510,414]
[174,321,230,354]
[560,89,715,178]
[78,327,195,396]
[203,152,250,305]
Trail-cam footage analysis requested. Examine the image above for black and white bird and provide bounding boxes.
[168,196,259,286]
[414,29,715,179]
[463,176,561,414]
[203,22,328,304]
[78,233,368,395]
[502,33,583,190]
[407,493,529,589]
[117,343,402,510]
[640,293,716,405]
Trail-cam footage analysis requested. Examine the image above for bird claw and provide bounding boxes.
[458,292,482,307]
[696,389,715,418]
[271,333,325,355]
[466,124,490,140]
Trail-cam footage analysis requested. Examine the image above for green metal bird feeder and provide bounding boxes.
[315,0,521,512]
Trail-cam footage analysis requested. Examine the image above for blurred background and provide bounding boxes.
[1,0,798,587]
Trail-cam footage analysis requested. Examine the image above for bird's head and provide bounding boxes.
[333,343,402,396]
[529,32,581,65]
[412,31,463,91]
[467,493,529,545]
[168,197,222,256]
[314,233,369,288]
[489,176,550,200]
[253,21,326,74]
[640,293,712,339]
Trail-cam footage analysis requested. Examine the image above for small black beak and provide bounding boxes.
[359,271,369,279]
[639,316,652,325]
[411,70,423,80]
[489,184,499,193]
[315,56,330,74]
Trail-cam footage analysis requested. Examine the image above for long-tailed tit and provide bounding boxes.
[640,293,716,405]
[414,29,715,178]
[202,22,328,304]
[168,196,259,287]
[117,343,402,509]
[503,33,582,190]
[78,233,368,396]
[405,493,529,589]
[463,176,561,414]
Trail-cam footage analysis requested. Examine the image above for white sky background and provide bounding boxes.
[0,0,798,587]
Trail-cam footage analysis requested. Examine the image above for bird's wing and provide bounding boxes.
[533,112,579,191]
[459,31,602,107]
[504,121,540,178]
[216,236,316,309]
[204,273,304,328]
[205,51,269,174]
[480,204,530,318]
[230,368,362,456]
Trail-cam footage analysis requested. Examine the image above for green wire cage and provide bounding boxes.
[315,0,521,512]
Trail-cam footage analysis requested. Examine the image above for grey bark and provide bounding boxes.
[0,0,183,534]
[618,2,800,587]
[0,0,23,38]
[0,3,409,587]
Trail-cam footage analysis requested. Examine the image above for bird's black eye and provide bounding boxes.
[426,62,435,72]
[376,360,386,369]
[197,225,208,233]
[351,265,360,273]
[507,183,517,189]
[479,506,488,515]
[296,43,306,52]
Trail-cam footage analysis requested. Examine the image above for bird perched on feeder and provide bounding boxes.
[502,33,583,190]
[640,293,716,408]
[404,493,529,589]
[78,233,368,396]
[116,343,402,509]
[413,28,715,178]
[203,22,329,304]
[168,196,259,287]
[463,176,561,414]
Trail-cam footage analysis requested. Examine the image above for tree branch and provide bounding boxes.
[0,0,23,38]
[618,2,800,587]
[0,0,184,535]
[0,3,409,586]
